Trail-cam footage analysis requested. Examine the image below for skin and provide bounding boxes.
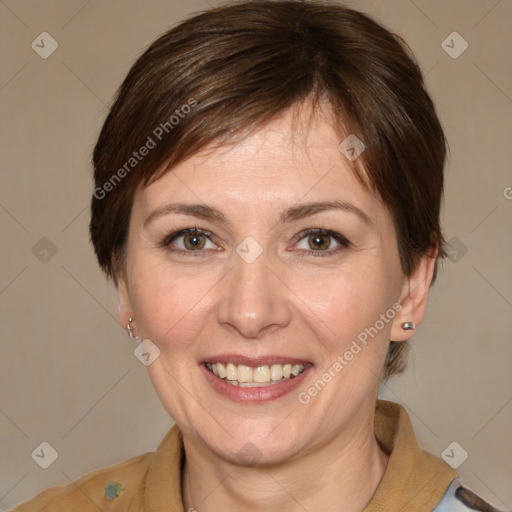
[117,102,437,512]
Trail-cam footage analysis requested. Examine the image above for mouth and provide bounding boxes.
[204,361,310,387]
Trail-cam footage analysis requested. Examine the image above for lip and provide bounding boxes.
[201,354,311,367]
[201,361,313,403]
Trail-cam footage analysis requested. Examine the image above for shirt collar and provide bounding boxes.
[364,399,458,511]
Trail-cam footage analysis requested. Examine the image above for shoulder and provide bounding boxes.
[434,478,509,512]
[10,451,154,512]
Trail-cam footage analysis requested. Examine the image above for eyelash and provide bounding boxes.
[160,227,351,258]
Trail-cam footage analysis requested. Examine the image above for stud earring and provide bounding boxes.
[127,317,139,341]
[401,321,416,331]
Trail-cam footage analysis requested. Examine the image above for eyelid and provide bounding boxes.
[292,228,350,247]
[290,228,351,257]
[162,227,213,245]
[161,227,221,254]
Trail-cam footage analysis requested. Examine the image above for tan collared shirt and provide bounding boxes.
[11,399,459,511]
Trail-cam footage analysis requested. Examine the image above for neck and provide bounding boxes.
[181,406,389,512]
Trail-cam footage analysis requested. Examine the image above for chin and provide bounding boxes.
[203,419,306,466]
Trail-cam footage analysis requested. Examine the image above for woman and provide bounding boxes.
[11,1,505,511]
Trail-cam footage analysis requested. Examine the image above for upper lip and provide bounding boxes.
[201,354,312,367]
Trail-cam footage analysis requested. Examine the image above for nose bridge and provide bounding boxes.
[216,240,291,338]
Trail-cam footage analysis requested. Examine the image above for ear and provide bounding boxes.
[390,246,438,342]
[116,271,135,337]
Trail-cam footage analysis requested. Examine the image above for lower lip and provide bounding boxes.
[201,364,313,402]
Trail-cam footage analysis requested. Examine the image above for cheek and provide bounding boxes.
[128,260,218,351]
[291,262,396,348]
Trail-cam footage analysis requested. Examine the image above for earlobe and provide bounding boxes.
[390,247,438,342]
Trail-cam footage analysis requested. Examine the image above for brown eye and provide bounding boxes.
[162,227,216,255]
[307,233,331,251]
[183,232,207,250]
[294,228,350,257]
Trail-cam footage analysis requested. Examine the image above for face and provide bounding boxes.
[118,104,433,465]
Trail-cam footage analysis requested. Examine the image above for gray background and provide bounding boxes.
[1,0,511,510]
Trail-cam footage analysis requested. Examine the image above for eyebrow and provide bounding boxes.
[144,200,372,228]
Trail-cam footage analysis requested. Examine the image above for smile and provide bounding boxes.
[205,362,308,387]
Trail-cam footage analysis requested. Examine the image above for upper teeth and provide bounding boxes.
[206,362,306,385]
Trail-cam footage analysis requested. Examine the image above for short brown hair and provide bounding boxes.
[90,0,448,379]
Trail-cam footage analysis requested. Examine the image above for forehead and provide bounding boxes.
[135,106,386,225]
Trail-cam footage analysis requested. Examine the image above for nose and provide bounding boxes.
[215,247,292,339]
